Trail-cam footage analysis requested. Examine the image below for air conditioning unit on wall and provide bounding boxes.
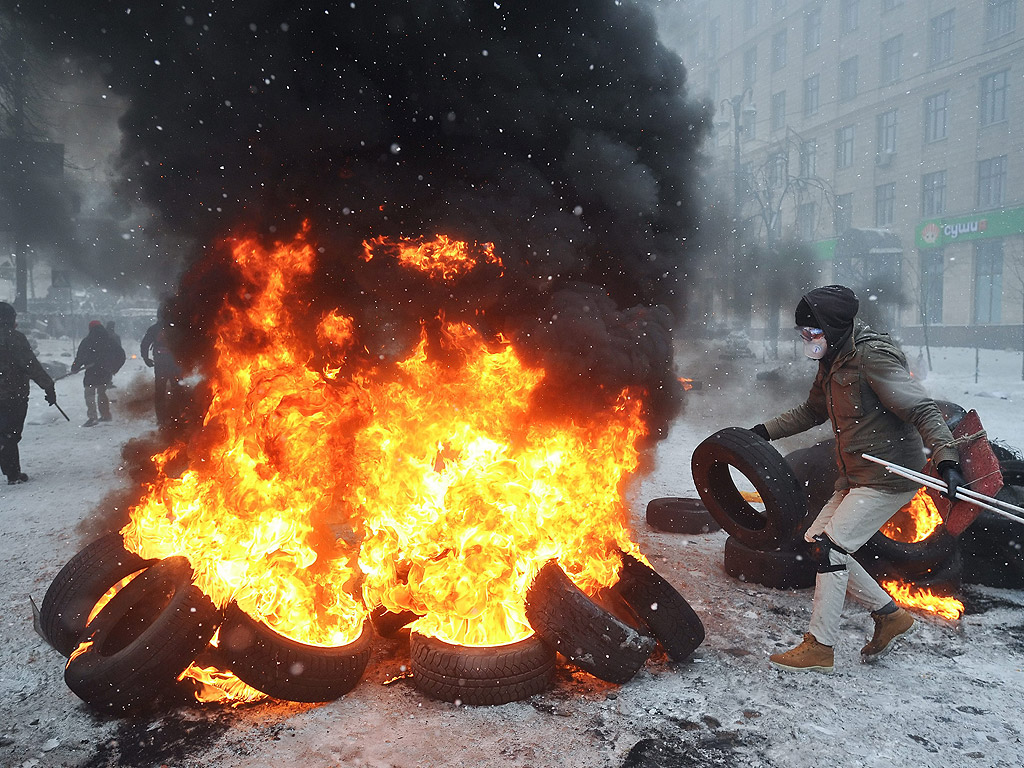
[875,150,895,167]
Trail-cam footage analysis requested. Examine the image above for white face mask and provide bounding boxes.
[799,327,827,360]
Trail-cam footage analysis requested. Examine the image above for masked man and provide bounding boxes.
[751,285,963,671]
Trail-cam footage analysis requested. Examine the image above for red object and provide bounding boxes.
[89,320,103,329]
[924,409,1004,537]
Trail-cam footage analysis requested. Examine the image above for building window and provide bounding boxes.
[929,10,955,66]
[804,8,822,53]
[841,0,860,34]
[924,91,949,143]
[799,140,817,178]
[980,70,1008,127]
[876,109,898,154]
[977,155,1007,208]
[875,183,895,227]
[803,74,820,117]
[772,29,787,71]
[920,250,944,325]
[836,125,855,169]
[922,170,947,216]
[769,152,787,187]
[974,240,1003,324]
[835,193,853,234]
[708,17,721,56]
[986,0,1017,41]
[771,91,786,132]
[839,57,858,101]
[881,36,903,85]
[883,0,904,10]
[744,0,759,28]
[797,202,816,240]
[743,46,758,88]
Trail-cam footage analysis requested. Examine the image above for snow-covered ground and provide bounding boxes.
[3,337,1023,768]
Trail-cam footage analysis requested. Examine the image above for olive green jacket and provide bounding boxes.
[764,322,959,492]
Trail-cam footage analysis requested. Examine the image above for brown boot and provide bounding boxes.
[861,607,915,662]
[769,633,834,672]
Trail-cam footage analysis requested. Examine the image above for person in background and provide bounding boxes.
[71,320,125,427]
[750,285,963,672]
[0,301,57,484]
[141,311,183,428]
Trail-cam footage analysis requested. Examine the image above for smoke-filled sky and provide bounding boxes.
[5,0,710,431]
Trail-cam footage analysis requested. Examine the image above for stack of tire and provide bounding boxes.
[691,427,815,590]
[38,533,372,714]
[39,536,706,713]
[959,447,1024,589]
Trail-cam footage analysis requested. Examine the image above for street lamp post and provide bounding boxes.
[720,89,754,328]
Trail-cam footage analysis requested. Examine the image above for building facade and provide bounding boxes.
[658,0,1023,347]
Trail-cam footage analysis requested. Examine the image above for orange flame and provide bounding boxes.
[120,226,648,684]
[361,234,502,280]
[678,377,694,391]
[880,487,942,543]
[881,578,964,621]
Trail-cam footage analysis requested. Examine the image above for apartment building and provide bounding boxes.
[657,0,1023,346]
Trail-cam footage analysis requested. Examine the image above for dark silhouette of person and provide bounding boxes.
[71,320,125,426]
[0,301,56,483]
[141,314,183,428]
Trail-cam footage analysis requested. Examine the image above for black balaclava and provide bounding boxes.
[795,285,859,362]
[0,301,16,328]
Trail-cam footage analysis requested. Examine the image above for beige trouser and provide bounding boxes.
[805,486,919,647]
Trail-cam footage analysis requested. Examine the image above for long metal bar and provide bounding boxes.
[862,453,1024,516]
[862,454,1024,524]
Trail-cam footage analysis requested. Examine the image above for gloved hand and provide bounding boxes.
[44,387,57,406]
[143,357,154,368]
[750,424,771,441]
[937,460,965,501]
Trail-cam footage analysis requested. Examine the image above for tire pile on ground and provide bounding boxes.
[37,537,705,713]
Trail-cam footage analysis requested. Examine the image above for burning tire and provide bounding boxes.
[691,427,808,550]
[217,602,372,703]
[524,560,656,684]
[612,553,705,661]
[63,556,221,713]
[645,498,721,535]
[369,605,420,638]
[409,631,556,705]
[723,536,816,590]
[39,532,158,657]
[858,518,957,580]
[961,465,1024,589]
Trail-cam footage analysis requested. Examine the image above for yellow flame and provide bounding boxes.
[881,579,964,621]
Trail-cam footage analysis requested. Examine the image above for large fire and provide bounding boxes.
[880,487,943,543]
[120,230,648,673]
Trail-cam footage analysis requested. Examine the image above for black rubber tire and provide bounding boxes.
[723,536,816,590]
[859,516,957,580]
[989,443,1022,464]
[63,556,221,713]
[39,533,158,657]
[525,560,655,684]
[691,427,808,550]
[960,475,1024,589]
[865,546,964,592]
[645,498,721,534]
[934,400,968,432]
[409,631,555,705]
[217,602,372,702]
[612,553,705,661]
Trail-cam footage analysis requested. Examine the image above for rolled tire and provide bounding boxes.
[723,536,816,590]
[691,427,808,550]
[369,605,420,638]
[859,522,957,580]
[645,498,721,534]
[39,533,158,657]
[218,602,372,702]
[409,631,555,705]
[612,553,705,662]
[63,556,221,714]
[525,560,656,684]
[868,547,964,593]
[934,400,968,432]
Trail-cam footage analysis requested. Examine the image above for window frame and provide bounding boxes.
[874,183,896,227]
[980,70,1009,127]
[881,35,903,85]
[835,125,855,169]
[922,170,947,217]
[924,91,949,143]
[928,10,955,67]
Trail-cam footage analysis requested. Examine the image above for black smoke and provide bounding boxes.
[8,0,709,435]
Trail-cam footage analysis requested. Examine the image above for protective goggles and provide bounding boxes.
[798,326,825,342]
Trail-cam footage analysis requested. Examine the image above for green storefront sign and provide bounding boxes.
[916,206,1024,249]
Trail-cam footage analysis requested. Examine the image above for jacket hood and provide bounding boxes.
[795,285,859,354]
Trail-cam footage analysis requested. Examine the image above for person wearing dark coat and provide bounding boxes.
[140,318,183,428]
[71,320,124,427]
[751,285,963,671]
[0,302,56,484]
